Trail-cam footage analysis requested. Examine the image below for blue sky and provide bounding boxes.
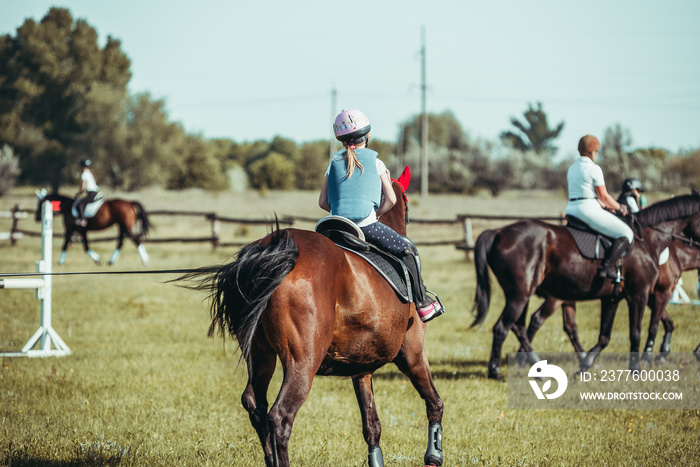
[2,1,699,159]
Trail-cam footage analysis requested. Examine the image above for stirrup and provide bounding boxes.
[417,290,445,323]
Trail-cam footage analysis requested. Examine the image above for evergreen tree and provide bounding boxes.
[0,8,132,190]
[500,102,564,158]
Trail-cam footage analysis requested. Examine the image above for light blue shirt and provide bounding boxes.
[326,149,384,223]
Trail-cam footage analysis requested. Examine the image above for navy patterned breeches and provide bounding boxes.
[360,221,411,256]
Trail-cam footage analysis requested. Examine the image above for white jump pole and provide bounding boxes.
[0,200,70,357]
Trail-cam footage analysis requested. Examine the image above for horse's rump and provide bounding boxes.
[278,230,413,375]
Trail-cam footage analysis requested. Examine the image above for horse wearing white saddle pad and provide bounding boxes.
[71,193,104,218]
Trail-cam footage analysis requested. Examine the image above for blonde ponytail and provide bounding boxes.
[344,143,364,178]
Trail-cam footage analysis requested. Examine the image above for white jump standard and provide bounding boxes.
[0,201,71,357]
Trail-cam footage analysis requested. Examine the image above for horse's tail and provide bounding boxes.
[175,228,299,366]
[131,201,152,238]
[471,228,497,328]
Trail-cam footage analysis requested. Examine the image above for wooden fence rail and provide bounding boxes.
[0,205,31,245]
[2,207,566,257]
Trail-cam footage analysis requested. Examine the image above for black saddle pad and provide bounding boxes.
[320,230,411,303]
[565,216,612,260]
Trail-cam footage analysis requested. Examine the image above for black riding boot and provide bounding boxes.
[76,200,87,226]
[598,237,630,279]
[401,250,431,308]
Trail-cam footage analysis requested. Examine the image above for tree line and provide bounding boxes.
[1,8,698,197]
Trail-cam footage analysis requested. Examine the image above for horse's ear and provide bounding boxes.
[692,186,699,196]
[397,165,411,192]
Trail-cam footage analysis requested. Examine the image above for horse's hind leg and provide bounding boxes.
[241,335,277,466]
[393,329,444,467]
[266,363,316,467]
[122,223,150,265]
[561,302,587,362]
[352,374,385,467]
[489,296,529,379]
[108,227,126,265]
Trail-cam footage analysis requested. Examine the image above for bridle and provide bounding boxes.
[649,224,700,250]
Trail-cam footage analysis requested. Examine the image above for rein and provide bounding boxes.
[648,224,700,249]
[0,269,199,278]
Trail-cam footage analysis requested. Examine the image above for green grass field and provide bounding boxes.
[1,188,699,466]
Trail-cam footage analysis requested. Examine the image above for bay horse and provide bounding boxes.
[35,190,151,266]
[178,167,444,467]
[520,224,700,364]
[472,193,700,379]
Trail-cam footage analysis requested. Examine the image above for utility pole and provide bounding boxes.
[329,86,337,157]
[420,26,429,198]
[396,125,404,176]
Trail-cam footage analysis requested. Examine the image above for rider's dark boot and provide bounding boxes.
[401,249,444,322]
[597,237,630,279]
[76,201,87,226]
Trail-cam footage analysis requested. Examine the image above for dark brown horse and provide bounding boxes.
[520,226,700,364]
[472,193,700,379]
[178,168,443,467]
[35,190,151,266]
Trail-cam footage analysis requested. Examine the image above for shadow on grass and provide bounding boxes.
[1,458,120,467]
[372,358,492,381]
[2,441,137,467]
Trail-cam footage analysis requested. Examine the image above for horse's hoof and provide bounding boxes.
[515,351,527,367]
[694,350,700,363]
[629,353,641,373]
[488,367,504,381]
[656,355,668,365]
[580,354,596,370]
[526,350,541,366]
[575,352,587,367]
[641,352,652,365]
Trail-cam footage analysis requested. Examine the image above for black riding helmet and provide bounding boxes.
[622,177,644,192]
[79,158,92,167]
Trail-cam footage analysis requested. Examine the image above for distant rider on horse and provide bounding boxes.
[565,135,634,279]
[75,158,99,227]
[618,177,645,213]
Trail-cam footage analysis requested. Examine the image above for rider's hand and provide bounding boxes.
[618,204,629,216]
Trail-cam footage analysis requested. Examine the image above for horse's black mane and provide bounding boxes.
[43,193,73,202]
[635,193,700,227]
